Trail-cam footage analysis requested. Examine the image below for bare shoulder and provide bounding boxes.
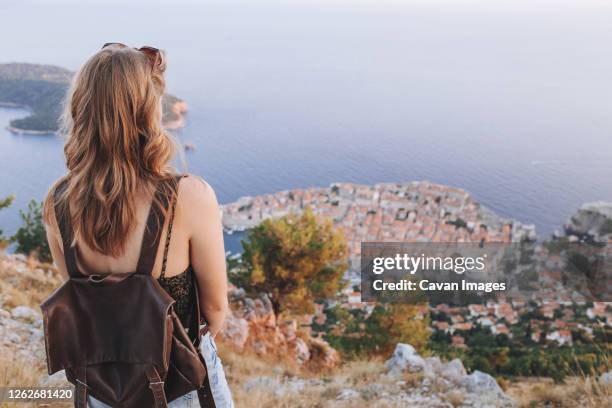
[177,174,219,212]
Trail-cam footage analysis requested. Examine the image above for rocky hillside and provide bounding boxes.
[0,253,609,407]
[0,254,68,393]
[219,285,340,370]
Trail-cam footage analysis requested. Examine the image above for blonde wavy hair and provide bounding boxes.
[44,44,177,257]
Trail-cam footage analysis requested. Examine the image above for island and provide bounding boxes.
[0,63,187,134]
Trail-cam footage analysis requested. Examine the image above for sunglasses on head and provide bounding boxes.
[102,43,162,68]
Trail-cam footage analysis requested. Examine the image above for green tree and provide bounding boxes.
[365,304,430,355]
[11,199,51,262]
[0,195,14,245]
[236,208,348,315]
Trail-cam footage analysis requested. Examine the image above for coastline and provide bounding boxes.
[0,102,27,109]
[6,125,55,136]
[1,99,189,135]
[221,181,539,272]
[0,103,53,135]
[163,100,189,130]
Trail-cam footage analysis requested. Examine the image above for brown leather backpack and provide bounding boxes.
[41,176,216,408]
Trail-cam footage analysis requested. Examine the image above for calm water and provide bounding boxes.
[1,0,611,244]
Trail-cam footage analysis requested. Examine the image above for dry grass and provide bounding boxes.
[0,256,62,310]
[330,358,386,387]
[509,346,611,408]
[216,340,302,380]
[219,341,327,407]
[217,343,466,407]
[508,377,611,408]
[0,352,41,387]
[573,376,612,408]
[218,342,402,407]
[443,389,465,407]
[0,351,71,408]
[220,342,612,408]
[0,256,70,408]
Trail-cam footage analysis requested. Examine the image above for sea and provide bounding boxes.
[1,0,611,254]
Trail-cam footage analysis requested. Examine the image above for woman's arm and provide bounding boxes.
[44,195,70,280]
[181,175,229,337]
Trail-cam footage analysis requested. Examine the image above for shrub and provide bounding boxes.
[0,195,14,246]
[234,207,348,316]
[11,199,51,262]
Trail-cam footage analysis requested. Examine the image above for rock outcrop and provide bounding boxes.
[161,94,189,130]
[384,343,515,407]
[219,285,340,370]
[384,343,426,374]
[562,201,612,243]
[0,305,44,363]
[600,370,612,386]
[241,344,518,408]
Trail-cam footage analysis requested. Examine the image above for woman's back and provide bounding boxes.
[41,42,234,406]
[64,177,189,280]
[46,174,229,335]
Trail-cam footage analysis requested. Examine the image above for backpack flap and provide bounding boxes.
[41,274,175,375]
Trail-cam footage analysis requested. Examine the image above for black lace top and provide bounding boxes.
[156,175,198,339]
[158,266,196,330]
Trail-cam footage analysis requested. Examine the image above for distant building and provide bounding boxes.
[477,317,495,327]
[450,322,473,333]
[468,304,488,317]
[587,302,609,320]
[432,321,450,332]
[491,324,510,337]
[546,330,572,346]
[451,314,465,323]
[347,291,361,304]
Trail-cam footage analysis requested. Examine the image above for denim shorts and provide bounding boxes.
[87,332,234,408]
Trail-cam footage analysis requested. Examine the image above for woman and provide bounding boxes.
[43,43,234,407]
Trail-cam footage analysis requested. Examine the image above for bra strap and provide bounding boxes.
[159,183,178,280]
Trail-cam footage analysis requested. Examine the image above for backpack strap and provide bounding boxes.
[136,176,181,275]
[190,276,210,346]
[145,366,168,408]
[53,179,82,279]
[191,288,216,408]
[197,379,217,408]
[73,366,88,408]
